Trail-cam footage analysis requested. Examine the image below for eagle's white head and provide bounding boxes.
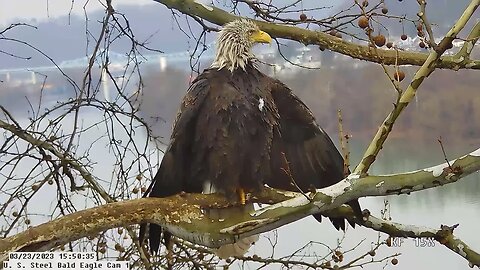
[211,19,272,72]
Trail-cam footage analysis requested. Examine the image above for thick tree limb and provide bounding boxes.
[152,0,480,70]
[1,148,479,265]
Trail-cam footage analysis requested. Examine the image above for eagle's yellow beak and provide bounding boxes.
[251,30,272,44]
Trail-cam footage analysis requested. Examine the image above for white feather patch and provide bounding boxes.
[258,98,265,111]
[202,181,216,194]
[214,234,259,259]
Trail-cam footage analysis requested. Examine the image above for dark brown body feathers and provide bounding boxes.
[140,64,361,253]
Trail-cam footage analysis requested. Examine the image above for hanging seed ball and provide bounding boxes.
[141,186,147,193]
[31,184,39,191]
[401,34,408,40]
[99,247,106,254]
[12,211,18,217]
[394,70,406,81]
[382,7,389,14]
[416,22,423,31]
[132,187,139,194]
[300,13,307,21]
[25,219,31,225]
[136,174,142,181]
[374,35,386,47]
[358,16,369,29]
[392,258,399,265]
[386,42,393,48]
[48,179,54,185]
[335,32,343,38]
[329,29,337,36]
[114,243,122,251]
[419,41,426,48]
[225,258,232,263]
[368,250,376,256]
[362,0,369,7]
[386,236,393,246]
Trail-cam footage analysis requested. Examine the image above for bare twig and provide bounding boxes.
[353,0,480,175]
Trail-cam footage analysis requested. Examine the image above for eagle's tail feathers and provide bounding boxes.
[206,203,259,259]
[214,234,259,259]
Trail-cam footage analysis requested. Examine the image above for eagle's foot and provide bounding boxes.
[237,188,246,205]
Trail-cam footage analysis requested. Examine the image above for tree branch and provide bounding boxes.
[452,21,480,70]
[0,119,111,201]
[1,148,479,265]
[353,0,480,175]
[331,206,480,267]
[152,0,480,70]
[0,118,152,268]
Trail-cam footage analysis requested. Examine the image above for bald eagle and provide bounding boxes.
[140,19,362,258]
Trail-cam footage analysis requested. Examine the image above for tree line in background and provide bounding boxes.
[140,62,480,145]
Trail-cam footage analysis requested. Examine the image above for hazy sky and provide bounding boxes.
[0,0,344,27]
[0,0,152,26]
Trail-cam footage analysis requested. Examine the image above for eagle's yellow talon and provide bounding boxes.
[238,188,246,205]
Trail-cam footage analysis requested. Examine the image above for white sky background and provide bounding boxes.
[0,0,340,27]
[0,0,152,26]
